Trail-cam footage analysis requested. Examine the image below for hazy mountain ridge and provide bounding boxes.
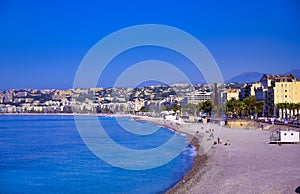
[226,69,300,84]
[287,69,300,78]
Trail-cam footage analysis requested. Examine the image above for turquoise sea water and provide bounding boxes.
[0,115,195,193]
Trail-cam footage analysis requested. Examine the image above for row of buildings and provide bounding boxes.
[224,74,300,117]
[0,84,196,114]
[0,74,299,118]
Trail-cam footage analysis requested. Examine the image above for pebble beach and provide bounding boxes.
[136,117,300,194]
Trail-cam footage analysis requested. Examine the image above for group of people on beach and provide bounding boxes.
[215,137,231,146]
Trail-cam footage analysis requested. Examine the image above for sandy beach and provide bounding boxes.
[136,116,300,194]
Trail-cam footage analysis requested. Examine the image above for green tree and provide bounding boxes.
[289,103,297,118]
[171,104,181,112]
[276,103,284,118]
[184,103,197,116]
[226,98,237,113]
[226,98,240,117]
[282,102,289,118]
[243,96,256,116]
[163,105,171,111]
[238,101,247,117]
[226,96,264,118]
[202,100,212,116]
[254,100,264,118]
[139,106,148,112]
[197,102,203,113]
[295,103,300,119]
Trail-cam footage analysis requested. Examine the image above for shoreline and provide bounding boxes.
[3,114,299,193]
[4,113,212,193]
[0,112,135,118]
[134,117,214,193]
[166,140,209,194]
[0,112,116,115]
[136,117,300,193]
[0,113,219,192]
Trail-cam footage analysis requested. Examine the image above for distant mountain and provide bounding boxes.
[226,72,264,83]
[285,69,300,79]
[226,69,300,84]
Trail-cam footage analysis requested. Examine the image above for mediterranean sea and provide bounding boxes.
[0,115,195,193]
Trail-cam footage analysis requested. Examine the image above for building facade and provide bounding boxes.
[255,74,300,117]
[225,88,240,101]
[181,91,212,107]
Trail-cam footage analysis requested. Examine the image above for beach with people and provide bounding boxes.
[136,116,300,194]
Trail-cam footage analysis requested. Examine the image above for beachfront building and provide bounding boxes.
[255,74,300,117]
[144,100,161,112]
[273,80,300,118]
[181,91,212,107]
[224,88,240,101]
[239,82,261,101]
[127,98,145,112]
[98,102,128,113]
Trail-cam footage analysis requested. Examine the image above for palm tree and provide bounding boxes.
[239,101,247,118]
[243,96,256,116]
[225,97,265,119]
[289,103,296,118]
[202,100,212,116]
[275,103,283,118]
[226,98,239,117]
[197,102,203,115]
[184,103,197,116]
[233,100,240,118]
[286,102,293,119]
[226,98,236,113]
[254,100,264,119]
[295,102,300,118]
[280,102,288,118]
[295,103,300,120]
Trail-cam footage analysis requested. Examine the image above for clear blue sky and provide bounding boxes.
[0,0,299,90]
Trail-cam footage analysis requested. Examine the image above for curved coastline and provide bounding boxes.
[0,113,212,192]
[2,113,208,193]
[4,113,299,193]
[143,116,300,193]
[133,116,211,193]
